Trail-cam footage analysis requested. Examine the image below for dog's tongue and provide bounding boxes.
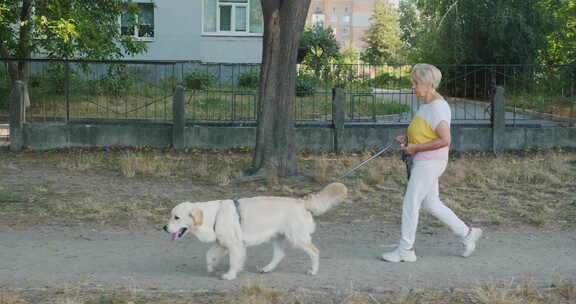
[171,233,179,241]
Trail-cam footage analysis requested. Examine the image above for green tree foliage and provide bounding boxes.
[398,0,420,48]
[0,0,148,107]
[0,0,147,59]
[538,0,576,65]
[410,0,552,65]
[397,0,423,61]
[361,0,404,65]
[299,25,340,77]
[339,44,360,65]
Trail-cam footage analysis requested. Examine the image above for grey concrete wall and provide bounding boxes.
[23,123,171,150]
[20,122,576,152]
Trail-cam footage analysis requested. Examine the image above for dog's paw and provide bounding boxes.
[221,271,237,280]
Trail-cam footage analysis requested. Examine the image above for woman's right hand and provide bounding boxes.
[395,135,406,145]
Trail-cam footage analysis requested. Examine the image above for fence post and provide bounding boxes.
[332,87,345,153]
[64,61,70,123]
[172,86,185,149]
[492,86,505,153]
[9,80,25,151]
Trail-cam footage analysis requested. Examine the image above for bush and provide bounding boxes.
[296,75,316,97]
[184,70,217,89]
[158,76,178,94]
[30,63,81,95]
[369,72,411,89]
[238,70,260,88]
[95,66,135,97]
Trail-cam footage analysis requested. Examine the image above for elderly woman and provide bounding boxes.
[381,63,482,263]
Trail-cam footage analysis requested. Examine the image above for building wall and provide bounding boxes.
[307,0,376,50]
[127,0,263,63]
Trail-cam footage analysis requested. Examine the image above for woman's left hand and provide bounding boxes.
[401,143,417,155]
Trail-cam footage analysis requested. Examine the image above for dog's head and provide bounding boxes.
[163,202,204,241]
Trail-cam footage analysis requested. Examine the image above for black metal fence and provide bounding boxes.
[1,58,574,126]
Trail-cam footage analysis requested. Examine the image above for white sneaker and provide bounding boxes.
[381,247,417,263]
[462,228,482,257]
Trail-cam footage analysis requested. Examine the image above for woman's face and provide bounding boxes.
[411,78,432,100]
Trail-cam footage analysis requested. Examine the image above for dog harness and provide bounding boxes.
[213,199,242,232]
[233,199,242,224]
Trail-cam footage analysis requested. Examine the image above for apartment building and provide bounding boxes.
[307,0,376,50]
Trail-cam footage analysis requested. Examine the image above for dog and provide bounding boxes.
[163,182,348,280]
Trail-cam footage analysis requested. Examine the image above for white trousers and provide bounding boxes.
[399,160,469,250]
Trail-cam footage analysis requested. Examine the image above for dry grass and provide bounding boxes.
[2,280,574,304]
[111,150,240,184]
[56,151,103,171]
[311,154,330,184]
[224,284,284,304]
[469,280,576,304]
[0,290,25,304]
[1,148,575,228]
[118,151,182,178]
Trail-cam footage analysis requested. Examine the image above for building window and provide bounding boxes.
[342,15,351,25]
[204,0,263,35]
[121,3,154,40]
[341,14,351,36]
[312,12,325,27]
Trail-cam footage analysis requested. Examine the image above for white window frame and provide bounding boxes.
[312,13,325,28]
[119,2,155,41]
[202,0,263,37]
[342,15,351,25]
[216,2,248,33]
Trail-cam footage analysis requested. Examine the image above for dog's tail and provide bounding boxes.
[304,182,348,216]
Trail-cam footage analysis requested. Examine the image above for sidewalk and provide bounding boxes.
[1,223,574,293]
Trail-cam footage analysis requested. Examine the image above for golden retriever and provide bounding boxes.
[163,182,348,280]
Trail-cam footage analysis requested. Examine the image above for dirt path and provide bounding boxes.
[1,223,574,293]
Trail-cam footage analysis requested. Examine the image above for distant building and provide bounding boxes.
[306,0,376,50]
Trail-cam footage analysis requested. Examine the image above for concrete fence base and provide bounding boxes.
[19,122,576,152]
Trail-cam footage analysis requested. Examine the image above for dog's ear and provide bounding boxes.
[191,208,204,227]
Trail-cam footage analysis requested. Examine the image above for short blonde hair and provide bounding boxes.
[411,63,442,89]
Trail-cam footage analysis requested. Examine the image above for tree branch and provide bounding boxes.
[17,0,33,58]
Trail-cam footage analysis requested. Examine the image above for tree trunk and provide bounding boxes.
[2,0,33,109]
[251,0,311,177]
[6,61,31,109]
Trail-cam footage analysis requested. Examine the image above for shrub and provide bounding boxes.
[370,72,411,89]
[158,76,178,93]
[30,63,82,95]
[238,70,260,88]
[95,66,135,97]
[184,70,217,89]
[296,75,316,97]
